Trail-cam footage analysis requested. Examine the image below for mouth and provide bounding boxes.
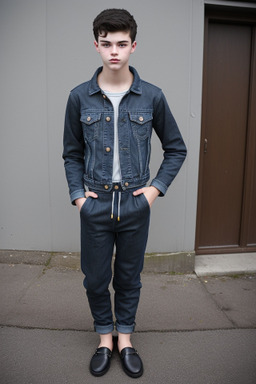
[110,59,120,63]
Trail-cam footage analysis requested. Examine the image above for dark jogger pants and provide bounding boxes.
[80,187,150,334]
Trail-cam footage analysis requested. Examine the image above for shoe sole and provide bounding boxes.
[90,364,110,377]
[122,363,143,378]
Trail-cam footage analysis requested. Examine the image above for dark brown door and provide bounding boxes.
[196,7,256,254]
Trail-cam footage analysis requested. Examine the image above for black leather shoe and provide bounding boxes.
[89,347,112,377]
[120,347,143,378]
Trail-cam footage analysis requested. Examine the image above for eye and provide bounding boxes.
[101,43,110,48]
[119,43,128,48]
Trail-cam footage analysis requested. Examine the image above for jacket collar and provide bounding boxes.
[88,66,142,96]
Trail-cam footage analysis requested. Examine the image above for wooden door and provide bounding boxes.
[196,7,256,254]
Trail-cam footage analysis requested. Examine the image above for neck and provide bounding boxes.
[98,65,133,92]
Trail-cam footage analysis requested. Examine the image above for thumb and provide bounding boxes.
[86,191,98,199]
[133,188,144,196]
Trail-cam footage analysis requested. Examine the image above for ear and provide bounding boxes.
[94,40,100,53]
[131,41,137,54]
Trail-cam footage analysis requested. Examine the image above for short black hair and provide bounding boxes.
[93,9,137,43]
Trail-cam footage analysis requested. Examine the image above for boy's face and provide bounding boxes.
[94,31,136,71]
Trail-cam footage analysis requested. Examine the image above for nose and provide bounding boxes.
[111,45,118,55]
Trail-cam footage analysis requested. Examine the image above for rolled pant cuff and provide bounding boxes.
[94,322,114,334]
[115,322,135,334]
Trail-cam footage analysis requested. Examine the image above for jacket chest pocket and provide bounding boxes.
[80,113,101,142]
[129,112,153,140]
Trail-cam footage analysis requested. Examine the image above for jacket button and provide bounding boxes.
[104,185,109,190]
[103,94,106,99]
[106,116,111,122]
[124,182,129,187]
[114,185,119,190]
[87,116,91,122]
[139,116,144,122]
[105,147,111,152]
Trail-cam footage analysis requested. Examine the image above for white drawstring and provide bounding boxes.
[111,192,115,219]
[117,192,121,222]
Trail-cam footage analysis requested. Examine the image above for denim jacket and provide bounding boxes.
[63,67,187,204]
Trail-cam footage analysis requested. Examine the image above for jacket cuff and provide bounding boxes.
[70,189,85,205]
[150,179,167,197]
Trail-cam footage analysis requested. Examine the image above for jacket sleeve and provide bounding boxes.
[63,92,85,205]
[150,91,187,196]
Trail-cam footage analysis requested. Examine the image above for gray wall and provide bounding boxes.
[0,0,205,253]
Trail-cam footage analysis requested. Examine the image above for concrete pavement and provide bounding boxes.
[0,251,256,384]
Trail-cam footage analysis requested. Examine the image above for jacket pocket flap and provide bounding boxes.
[80,113,101,125]
[129,113,153,125]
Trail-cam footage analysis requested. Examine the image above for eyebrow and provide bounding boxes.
[99,40,130,44]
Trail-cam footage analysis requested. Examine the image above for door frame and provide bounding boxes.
[195,5,256,255]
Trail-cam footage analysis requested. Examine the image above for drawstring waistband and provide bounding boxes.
[111,191,121,221]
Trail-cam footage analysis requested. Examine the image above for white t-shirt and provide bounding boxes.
[104,90,127,182]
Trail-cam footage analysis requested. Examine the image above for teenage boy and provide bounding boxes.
[63,8,186,378]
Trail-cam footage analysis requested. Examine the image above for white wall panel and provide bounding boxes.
[0,0,205,253]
